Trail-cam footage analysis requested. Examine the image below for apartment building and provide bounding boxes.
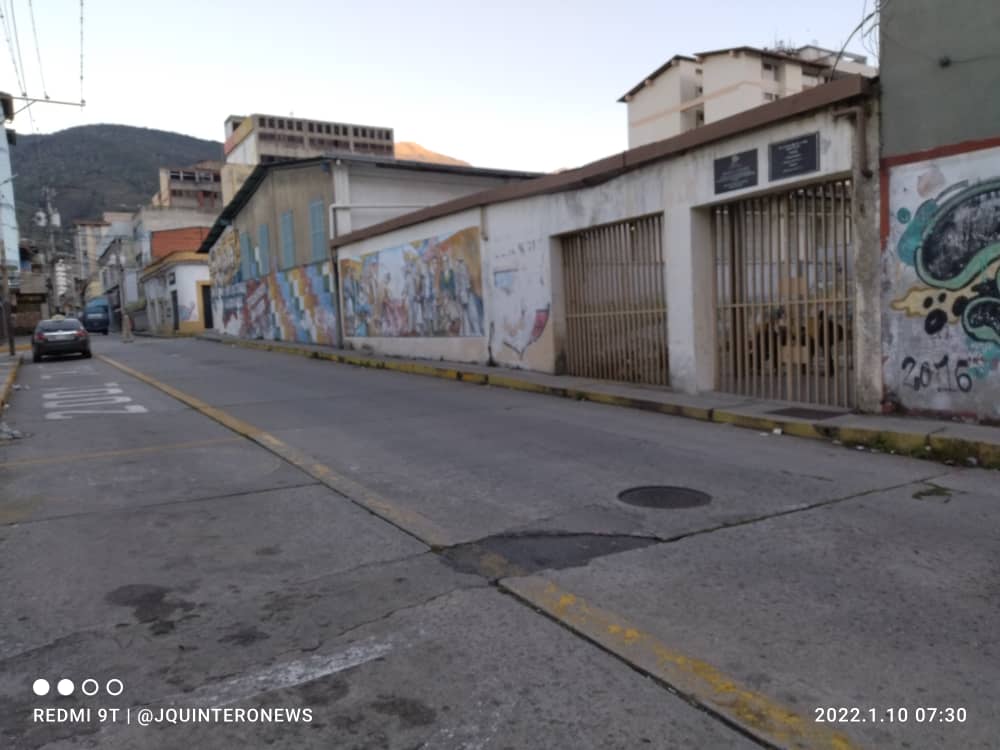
[150,161,223,212]
[221,113,395,203]
[621,45,877,148]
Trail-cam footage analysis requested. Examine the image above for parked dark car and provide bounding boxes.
[32,318,92,362]
[81,299,110,334]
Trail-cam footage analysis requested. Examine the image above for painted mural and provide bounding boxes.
[210,260,338,345]
[884,145,1000,416]
[490,239,550,362]
[267,261,339,345]
[340,227,483,338]
[210,227,242,288]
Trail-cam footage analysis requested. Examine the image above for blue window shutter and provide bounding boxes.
[309,200,326,262]
[240,232,252,280]
[258,224,270,274]
[281,211,295,269]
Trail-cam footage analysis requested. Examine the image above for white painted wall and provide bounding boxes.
[337,105,873,395]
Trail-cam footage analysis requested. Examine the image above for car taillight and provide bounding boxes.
[76,330,88,339]
[34,332,45,342]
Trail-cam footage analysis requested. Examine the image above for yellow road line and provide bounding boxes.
[501,576,861,750]
[0,437,241,469]
[1,356,21,407]
[98,354,451,548]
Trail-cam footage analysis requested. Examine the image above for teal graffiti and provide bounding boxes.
[897,178,1000,345]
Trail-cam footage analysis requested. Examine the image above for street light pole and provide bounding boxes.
[117,241,132,343]
[0,239,14,356]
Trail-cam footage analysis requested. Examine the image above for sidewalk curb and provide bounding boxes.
[198,334,1000,470]
[1,355,22,409]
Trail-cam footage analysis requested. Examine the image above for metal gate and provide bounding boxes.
[563,214,669,385]
[714,181,855,407]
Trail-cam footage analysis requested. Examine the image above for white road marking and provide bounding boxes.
[41,382,148,420]
[162,639,393,708]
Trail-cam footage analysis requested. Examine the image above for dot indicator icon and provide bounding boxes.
[57,679,75,696]
[32,679,50,696]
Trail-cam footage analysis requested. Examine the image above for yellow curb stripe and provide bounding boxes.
[1,356,22,407]
[0,437,241,468]
[501,576,860,750]
[98,354,450,548]
[199,336,1000,470]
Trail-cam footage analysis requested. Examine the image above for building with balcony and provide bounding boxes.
[620,45,877,148]
[150,161,223,212]
[221,114,396,204]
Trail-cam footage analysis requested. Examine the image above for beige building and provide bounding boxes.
[221,113,395,204]
[621,45,877,148]
[150,161,223,212]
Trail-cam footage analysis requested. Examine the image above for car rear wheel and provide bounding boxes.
[82,349,92,359]
[32,351,41,363]
[102,330,108,335]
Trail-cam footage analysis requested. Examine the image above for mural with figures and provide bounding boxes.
[490,238,551,364]
[340,227,483,338]
[209,256,338,345]
[884,145,1000,417]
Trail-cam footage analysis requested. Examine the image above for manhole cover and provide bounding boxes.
[617,486,711,509]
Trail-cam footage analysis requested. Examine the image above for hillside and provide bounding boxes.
[394,141,470,166]
[8,125,470,248]
[10,124,222,243]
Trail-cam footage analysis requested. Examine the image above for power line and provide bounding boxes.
[79,0,84,105]
[0,2,26,95]
[8,0,29,99]
[831,0,887,75]
[27,0,47,99]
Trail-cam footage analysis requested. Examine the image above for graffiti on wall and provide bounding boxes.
[245,278,272,339]
[267,261,339,345]
[210,261,338,345]
[490,239,550,359]
[210,227,242,287]
[340,227,483,337]
[886,147,1000,411]
[216,282,248,337]
[178,301,197,322]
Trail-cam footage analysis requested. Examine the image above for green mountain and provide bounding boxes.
[9,124,222,246]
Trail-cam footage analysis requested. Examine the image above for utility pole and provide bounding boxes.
[41,186,59,316]
[117,239,132,343]
[0,239,14,356]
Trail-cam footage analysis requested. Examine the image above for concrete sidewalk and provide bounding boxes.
[198,332,1000,469]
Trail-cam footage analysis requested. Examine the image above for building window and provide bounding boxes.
[258,223,271,275]
[309,199,325,262]
[764,92,778,102]
[308,122,314,133]
[280,211,295,269]
[296,120,303,131]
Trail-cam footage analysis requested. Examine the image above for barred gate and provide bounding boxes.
[714,181,855,408]
[563,215,669,385]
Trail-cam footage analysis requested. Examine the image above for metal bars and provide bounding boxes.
[714,181,854,407]
[563,215,669,386]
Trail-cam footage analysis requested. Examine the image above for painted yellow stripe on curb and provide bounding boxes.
[1,356,21,407]
[98,354,451,548]
[501,576,860,750]
[0,437,241,469]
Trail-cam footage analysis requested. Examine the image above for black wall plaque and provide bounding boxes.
[714,149,758,194]
[769,132,819,181]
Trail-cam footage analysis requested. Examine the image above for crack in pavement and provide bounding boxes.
[0,481,322,528]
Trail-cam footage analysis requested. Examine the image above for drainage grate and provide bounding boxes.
[767,407,846,421]
[617,486,711,509]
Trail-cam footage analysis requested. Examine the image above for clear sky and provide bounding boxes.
[1,0,875,173]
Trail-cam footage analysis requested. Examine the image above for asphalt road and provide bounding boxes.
[0,336,996,750]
